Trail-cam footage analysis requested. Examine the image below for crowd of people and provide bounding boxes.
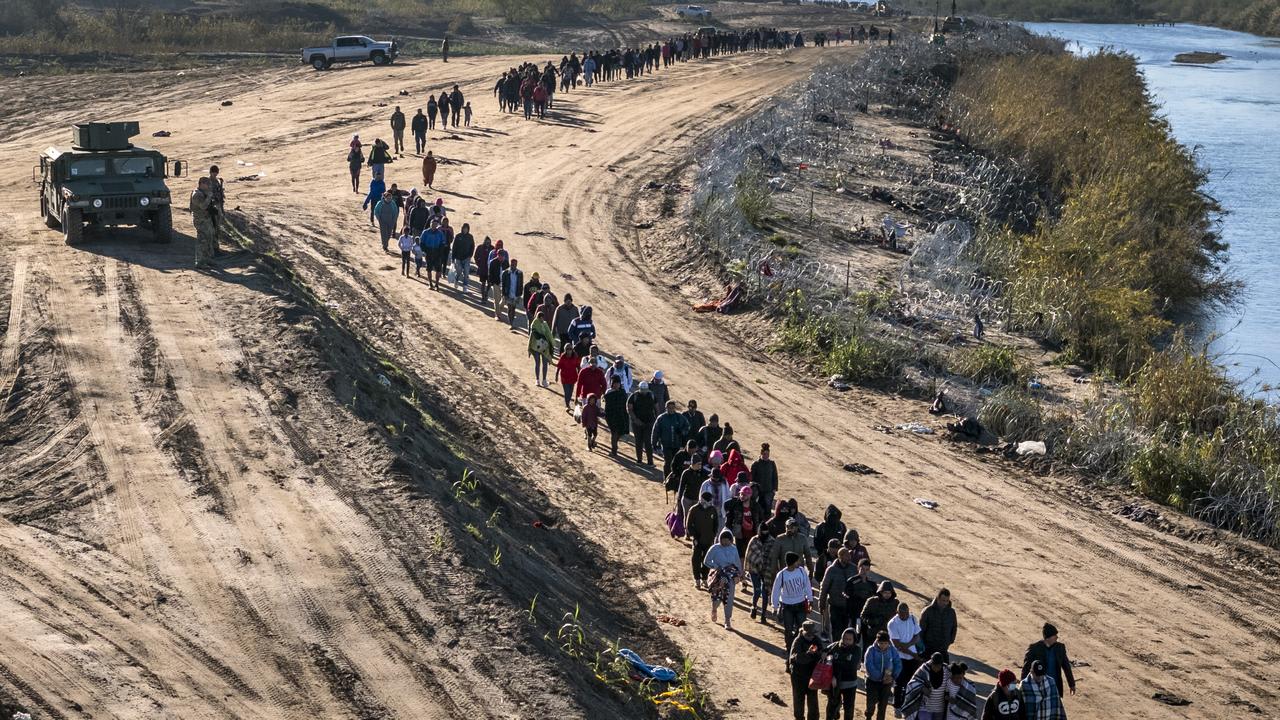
[340,28,1078,720]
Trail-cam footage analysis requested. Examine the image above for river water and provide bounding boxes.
[1023,22,1280,388]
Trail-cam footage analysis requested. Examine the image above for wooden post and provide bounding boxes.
[845,261,851,296]
[809,190,815,226]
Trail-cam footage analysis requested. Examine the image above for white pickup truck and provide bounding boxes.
[302,36,398,70]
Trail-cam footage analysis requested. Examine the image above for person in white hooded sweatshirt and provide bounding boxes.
[771,550,814,672]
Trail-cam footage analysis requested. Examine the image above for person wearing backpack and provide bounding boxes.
[627,381,658,466]
[789,620,824,720]
[528,311,555,387]
[743,525,774,622]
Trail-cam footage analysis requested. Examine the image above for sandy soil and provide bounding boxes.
[0,34,1278,720]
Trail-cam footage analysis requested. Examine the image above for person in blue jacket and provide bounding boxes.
[362,173,386,225]
[418,220,447,291]
[863,631,902,720]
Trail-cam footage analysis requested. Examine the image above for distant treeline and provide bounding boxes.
[956,0,1280,37]
[0,0,653,55]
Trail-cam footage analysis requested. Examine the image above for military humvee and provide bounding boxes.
[37,122,186,245]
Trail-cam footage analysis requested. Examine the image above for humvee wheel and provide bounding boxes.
[42,198,60,229]
[63,208,83,245]
[153,206,173,243]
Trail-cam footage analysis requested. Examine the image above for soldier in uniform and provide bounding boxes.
[190,176,217,268]
[208,165,225,233]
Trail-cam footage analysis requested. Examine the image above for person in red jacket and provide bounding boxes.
[580,394,600,450]
[532,83,549,118]
[555,345,581,411]
[576,356,607,403]
[719,449,749,491]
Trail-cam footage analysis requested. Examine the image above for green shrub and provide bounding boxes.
[823,333,907,384]
[958,344,1027,386]
[734,160,774,229]
[979,387,1043,442]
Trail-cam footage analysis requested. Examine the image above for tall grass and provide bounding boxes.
[952,51,1236,377]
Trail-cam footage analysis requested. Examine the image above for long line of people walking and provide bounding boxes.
[344,31,1077,720]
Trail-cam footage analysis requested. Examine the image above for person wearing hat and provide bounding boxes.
[901,652,949,719]
[771,551,814,672]
[863,630,902,720]
[703,528,741,630]
[825,626,862,720]
[888,602,923,712]
[653,400,692,477]
[608,355,634,394]
[1019,661,1065,720]
[567,305,596,346]
[814,504,848,558]
[527,305,555,387]
[648,370,670,409]
[602,375,630,457]
[843,529,871,569]
[769,515,813,577]
[552,292,579,351]
[1022,623,1075,699]
[685,491,719,590]
[627,379,657,465]
[813,537,841,587]
[751,442,779,512]
[982,669,1023,720]
[419,220,447,291]
[521,271,542,316]
[789,619,824,720]
[858,581,899,659]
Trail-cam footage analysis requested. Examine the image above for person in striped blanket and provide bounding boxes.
[902,655,979,719]
[1021,661,1067,720]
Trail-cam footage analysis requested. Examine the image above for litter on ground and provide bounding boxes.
[914,498,939,510]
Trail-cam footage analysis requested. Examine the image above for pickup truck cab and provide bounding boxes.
[676,5,711,19]
[302,36,398,70]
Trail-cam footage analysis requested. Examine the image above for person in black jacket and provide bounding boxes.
[603,376,630,457]
[919,588,958,662]
[751,442,779,512]
[674,450,706,519]
[683,400,706,443]
[859,581,898,651]
[627,382,658,465]
[450,223,475,293]
[449,85,464,126]
[411,109,428,154]
[1022,623,1076,698]
[813,505,847,557]
[790,620,823,720]
[825,627,861,720]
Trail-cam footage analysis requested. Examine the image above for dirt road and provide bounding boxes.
[1,42,1278,720]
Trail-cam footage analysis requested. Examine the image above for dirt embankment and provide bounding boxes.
[0,27,1278,720]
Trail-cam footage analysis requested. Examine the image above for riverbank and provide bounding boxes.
[654,25,1279,550]
[921,0,1280,37]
